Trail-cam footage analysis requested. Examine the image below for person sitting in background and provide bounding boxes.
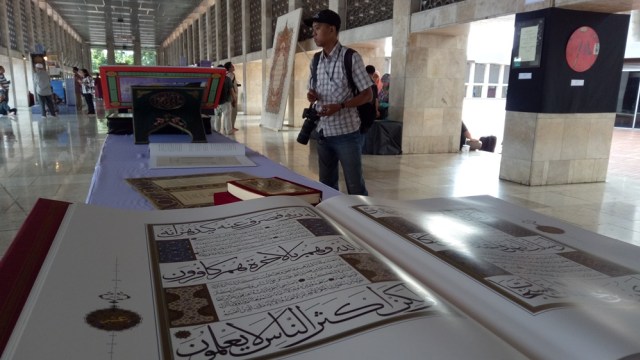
[372,70,382,93]
[460,121,497,152]
[0,89,16,117]
[460,121,482,150]
[378,73,390,119]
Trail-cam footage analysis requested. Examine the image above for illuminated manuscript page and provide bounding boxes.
[126,172,253,209]
[3,196,524,360]
[146,196,524,359]
[317,195,640,360]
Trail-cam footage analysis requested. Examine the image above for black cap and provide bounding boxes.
[303,9,341,31]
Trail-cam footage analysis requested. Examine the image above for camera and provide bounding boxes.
[296,106,320,145]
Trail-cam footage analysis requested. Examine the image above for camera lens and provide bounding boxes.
[296,118,316,145]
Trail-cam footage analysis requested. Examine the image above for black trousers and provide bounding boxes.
[83,93,95,114]
[38,94,56,116]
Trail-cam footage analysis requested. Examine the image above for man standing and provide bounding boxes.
[213,65,234,136]
[72,67,83,111]
[304,9,372,195]
[224,62,239,132]
[0,66,11,107]
[33,63,57,118]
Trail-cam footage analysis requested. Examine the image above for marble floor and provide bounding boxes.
[1,107,640,259]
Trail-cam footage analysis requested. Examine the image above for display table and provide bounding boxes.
[4,194,640,359]
[86,132,341,209]
[1,132,341,355]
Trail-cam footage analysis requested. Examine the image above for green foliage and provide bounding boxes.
[91,48,107,73]
[142,50,157,66]
[114,50,134,65]
[90,48,157,71]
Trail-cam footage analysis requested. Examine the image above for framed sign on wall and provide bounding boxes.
[512,17,545,69]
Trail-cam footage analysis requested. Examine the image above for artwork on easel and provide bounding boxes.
[131,86,206,144]
[260,8,302,131]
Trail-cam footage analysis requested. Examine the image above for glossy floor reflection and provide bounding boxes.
[1,110,640,259]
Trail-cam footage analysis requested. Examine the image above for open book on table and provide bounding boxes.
[3,195,640,360]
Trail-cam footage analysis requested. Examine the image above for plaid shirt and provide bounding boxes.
[309,42,372,137]
[0,74,9,91]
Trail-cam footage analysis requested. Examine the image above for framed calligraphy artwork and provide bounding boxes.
[260,8,303,131]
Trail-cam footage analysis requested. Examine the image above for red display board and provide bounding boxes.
[99,66,226,110]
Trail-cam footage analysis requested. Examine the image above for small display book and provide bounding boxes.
[148,143,256,169]
[227,177,322,204]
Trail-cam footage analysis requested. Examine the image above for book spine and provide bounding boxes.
[0,199,71,355]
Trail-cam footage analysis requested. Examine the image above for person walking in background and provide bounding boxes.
[80,69,95,115]
[213,64,234,135]
[224,62,239,132]
[304,9,372,195]
[0,66,11,107]
[93,72,102,99]
[365,65,381,119]
[33,63,57,118]
[72,67,83,111]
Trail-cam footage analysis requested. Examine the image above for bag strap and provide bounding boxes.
[312,47,359,96]
[344,48,359,96]
[311,51,321,89]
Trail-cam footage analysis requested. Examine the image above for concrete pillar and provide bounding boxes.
[500,112,615,185]
[133,39,141,65]
[401,31,469,154]
[215,1,222,62]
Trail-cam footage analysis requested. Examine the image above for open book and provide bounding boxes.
[227,177,322,204]
[3,195,640,359]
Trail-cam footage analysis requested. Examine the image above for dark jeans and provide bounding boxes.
[0,101,13,115]
[83,93,95,114]
[38,94,56,116]
[317,130,368,195]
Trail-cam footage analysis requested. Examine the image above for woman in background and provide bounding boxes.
[81,69,95,115]
[378,73,390,119]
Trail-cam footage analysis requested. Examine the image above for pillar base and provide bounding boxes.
[499,111,614,186]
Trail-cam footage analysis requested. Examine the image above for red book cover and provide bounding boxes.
[213,191,242,205]
[226,177,322,205]
[0,198,71,355]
